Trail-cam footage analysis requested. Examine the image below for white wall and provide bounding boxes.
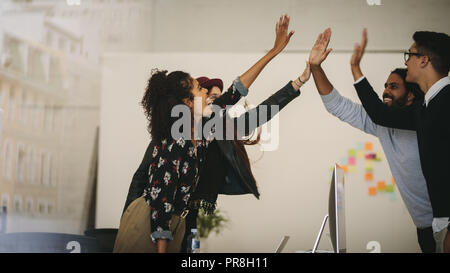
[150,0,450,52]
[97,51,421,253]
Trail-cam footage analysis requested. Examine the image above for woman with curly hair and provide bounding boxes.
[114,14,311,253]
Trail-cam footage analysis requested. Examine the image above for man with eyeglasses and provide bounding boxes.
[353,30,450,253]
[309,28,434,252]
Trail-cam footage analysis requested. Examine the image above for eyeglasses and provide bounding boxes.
[404,51,424,62]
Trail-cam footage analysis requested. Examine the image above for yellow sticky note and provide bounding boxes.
[375,152,382,162]
[348,165,356,173]
[365,160,374,171]
[356,150,365,159]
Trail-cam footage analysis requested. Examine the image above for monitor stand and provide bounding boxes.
[312,214,329,253]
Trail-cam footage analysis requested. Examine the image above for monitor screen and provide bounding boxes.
[328,164,346,253]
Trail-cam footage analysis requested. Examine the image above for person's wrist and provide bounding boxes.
[309,63,321,70]
[269,47,281,56]
[298,76,307,84]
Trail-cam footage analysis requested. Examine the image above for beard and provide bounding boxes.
[383,93,408,107]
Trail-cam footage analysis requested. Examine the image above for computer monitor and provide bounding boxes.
[328,164,346,253]
[312,164,346,253]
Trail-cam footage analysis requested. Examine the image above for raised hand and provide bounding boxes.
[271,14,295,54]
[350,28,368,67]
[309,28,333,67]
[300,60,311,83]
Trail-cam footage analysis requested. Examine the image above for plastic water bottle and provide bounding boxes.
[187,228,200,253]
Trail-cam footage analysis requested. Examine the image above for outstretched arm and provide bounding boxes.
[213,14,295,108]
[307,28,377,135]
[350,28,368,81]
[350,29,417,130]
[232,63,311,138]
[309,28,334,95]
[239,14,295,89]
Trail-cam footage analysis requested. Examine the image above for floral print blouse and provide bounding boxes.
[143,137,209,242]
[143,77,247,242]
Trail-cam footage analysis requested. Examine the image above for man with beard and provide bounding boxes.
[352,29,450,253]
[308,28,434,252]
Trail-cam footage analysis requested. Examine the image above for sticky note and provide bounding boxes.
[374,152,382,162]
[368,187,377,196]
[348,157,356,166]
[385,185,394,192]
[348,149,356,157]
[388,192,396,201]
[365,161,373,171]
[377,181,386,191]
[365,173,373,181]
[392,177,396,184]
[364,142,373,151]
[339,157,347,166]
[356,150,364,159]
[348,165,356,173]
[342,165,348,173]
[365,153,376,160]
[356,142,364,150]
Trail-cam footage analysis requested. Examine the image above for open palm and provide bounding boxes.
[309,28,332,66]
[272,14,294,54]
[350,28,368,66]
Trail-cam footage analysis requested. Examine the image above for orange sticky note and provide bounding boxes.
[392,177,396,184]
[364,142,373,151]
[365,173,373,181]
[368,187,377,196]
[342,165,348,173]
[377,181,386,191]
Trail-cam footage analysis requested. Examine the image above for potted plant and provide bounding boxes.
[196,208,229,252]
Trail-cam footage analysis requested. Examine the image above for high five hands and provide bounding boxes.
[350,28,368,80]
[271,14,295,54]
[309,28,333,67]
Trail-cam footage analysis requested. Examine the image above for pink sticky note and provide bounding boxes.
[348,157,356,166]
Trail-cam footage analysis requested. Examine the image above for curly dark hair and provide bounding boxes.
[141,69,194,142]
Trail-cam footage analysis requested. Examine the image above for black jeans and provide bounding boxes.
[416,226,435,253]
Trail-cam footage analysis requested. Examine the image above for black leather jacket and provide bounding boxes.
[122,81,300,213]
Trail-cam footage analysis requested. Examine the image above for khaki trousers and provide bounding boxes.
[113,196,186,253]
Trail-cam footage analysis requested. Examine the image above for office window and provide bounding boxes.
[3,141,12,181]
[14,195,23,213]
[47,201,55,215]
[28,147,35,184]
[41,152,50,186]
[19,93,27,125]
[16,143,26,183]
[1,194,10,210]
[26,197,33,213]
[38,200,47,214]
[8,87,16,121]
